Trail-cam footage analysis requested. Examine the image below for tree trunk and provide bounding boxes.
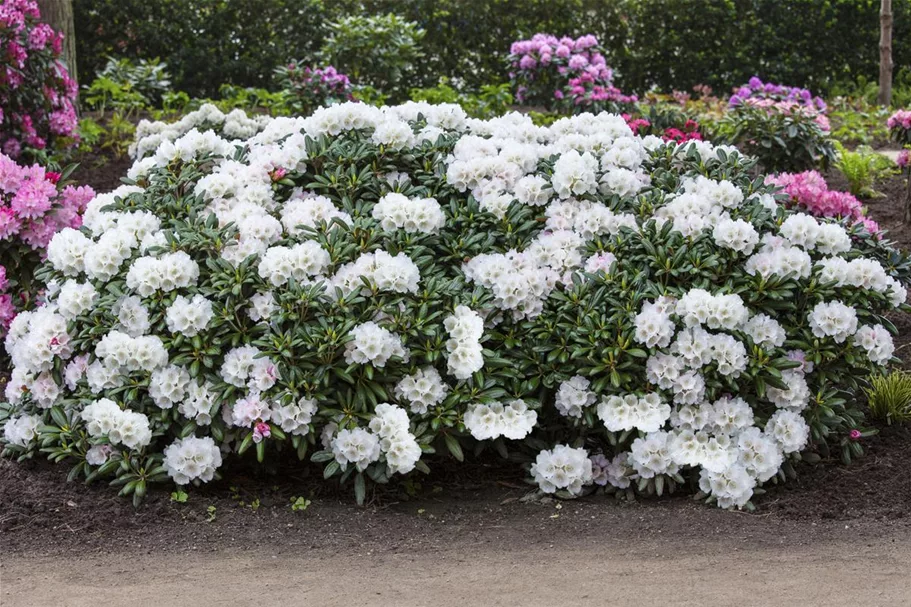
[879,0,893,106]
[904,170,911,223]
[36,0,77,89]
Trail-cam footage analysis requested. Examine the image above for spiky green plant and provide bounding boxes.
[865,371,911,424]
[833,143,896,198]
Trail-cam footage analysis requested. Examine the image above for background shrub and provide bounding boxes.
[1,0,79,159]
[73,0,328,99]
[319,14,425,102]
[74,0,911,99]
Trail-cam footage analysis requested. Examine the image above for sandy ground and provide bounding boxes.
[3,535,910,607]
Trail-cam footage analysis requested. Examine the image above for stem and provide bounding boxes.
[905,168,911,224]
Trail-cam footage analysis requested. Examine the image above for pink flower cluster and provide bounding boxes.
[0,0,78,158]
[0,151,92,333]
[766,170,879,234]
[730,77,826,112]
[888,110,911,147]
[0,264,17,330]
[0,152,93,249]
[741,98,830,132]
[898,149,910,169]
[508,33,635,110]
[887,109,911,131]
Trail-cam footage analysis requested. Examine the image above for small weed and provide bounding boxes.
[290,496,311,512]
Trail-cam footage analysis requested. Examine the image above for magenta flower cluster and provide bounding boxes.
[887,109,911,131]
[277,62,353,114]
[0,0,79,158]
[766,171,879,235]
[0,152,93,331]
[508,33,636,110]
[730,77,826,112]
[888,109,911,147]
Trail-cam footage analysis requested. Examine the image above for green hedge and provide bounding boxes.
[74,0,327,98]
[74,0,911,98]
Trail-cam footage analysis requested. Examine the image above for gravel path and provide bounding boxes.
[4,535,910,606]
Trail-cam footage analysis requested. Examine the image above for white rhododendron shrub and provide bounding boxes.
[129,103,271,162]
[1,101,908,509]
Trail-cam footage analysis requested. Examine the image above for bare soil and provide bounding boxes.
[3,538,909,607]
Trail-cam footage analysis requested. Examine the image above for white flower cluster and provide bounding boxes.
[395,367,450,414]
[531,445,594,496]
[372,193,446,234]
[344,322,409,368]
[597,393,671,433]
[125,252,200,296]
[463,251,558,319]
[219,346,278,391]
[272,397,318,436]
[368,403,422,474]
[463,400,538,440]
[853,324,895,364]
[330,250,421,296]
[166,294,214,336]
[817,257,907,306]
[131,103,269,159]
[329,404,422,475]
[80,398,152,450]
[555,376,597,418]
[258,241,331,287]
[3,415,40,447]
[443,306,484,379]
[808,301,858,343]
[331,427,381,472]
[163,436,223,485]
[591,452,634,488]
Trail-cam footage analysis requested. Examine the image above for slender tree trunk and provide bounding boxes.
[879,0,893,106]
[36,0,77,89]
[904,170,911,223]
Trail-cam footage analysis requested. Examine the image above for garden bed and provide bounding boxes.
[2,421,909,558]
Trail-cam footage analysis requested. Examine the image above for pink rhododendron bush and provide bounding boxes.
[0,152,93,337]
[0,0,79,158]
[508,34,636,114]
[2,102,908,510]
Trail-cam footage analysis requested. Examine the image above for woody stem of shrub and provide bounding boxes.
[905,168,911,223]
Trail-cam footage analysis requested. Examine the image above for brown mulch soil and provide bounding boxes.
[3,151,911,558]
[2,423,910,558]
[70,150,133,194]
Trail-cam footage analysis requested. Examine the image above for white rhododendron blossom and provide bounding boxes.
[531,445,594,496]
[464,400,537,440]
[555,376,597,418]
[597,393,671,433]
[444,306,484,379]
[331,427,381,472]
[395,367,449,414]
[372,193,446,234]
[808,301,858,343]
[165,294,214,336]
[3,415,41,447]
[80,399,152,450]
[345,322,409,368]
[164,436,223,485]
[2,102,906,510]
